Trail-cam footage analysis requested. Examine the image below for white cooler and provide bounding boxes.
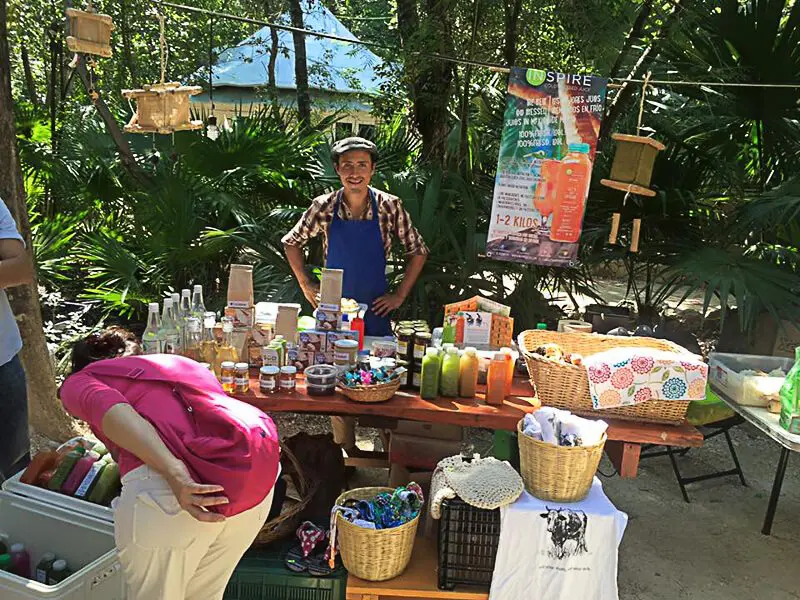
[0,471,124,600]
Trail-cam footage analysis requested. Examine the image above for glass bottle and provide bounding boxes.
[179,288,192,349]
[200,312,217,368]
[191,284,206,320]
[159,299,181,354]
[141,302,162,354]
[214,316,239,375]
[183,317,202,361]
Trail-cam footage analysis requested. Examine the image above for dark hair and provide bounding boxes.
[70,327,142,374]
[331,137,378,165]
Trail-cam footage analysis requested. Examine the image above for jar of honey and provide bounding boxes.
[234,362,250,394]
[220,361,236,394]
[279,366,297,392]
[259,366,279,394]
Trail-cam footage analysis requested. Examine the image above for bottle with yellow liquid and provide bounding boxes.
[214,316,239,376]
[550,143,593,243]
[182,317,202,361]
[200,312,217,370]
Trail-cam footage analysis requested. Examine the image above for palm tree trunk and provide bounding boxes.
[287,0,311,127]
[502,0,523,67]
[120,0,138,88]
[20,42,39,107]
[0,0,80,442]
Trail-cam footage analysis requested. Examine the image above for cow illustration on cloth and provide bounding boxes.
[540,507,588,560]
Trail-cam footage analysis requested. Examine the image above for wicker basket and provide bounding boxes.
[335,487,419,581]
[517,419,605,502]
[252,442,317,546]
[337,378,402,403]
[518,330,692,425]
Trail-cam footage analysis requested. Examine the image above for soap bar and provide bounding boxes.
[61,452,100,496]
[47,448,85,491]
[20,451,58,485]
[88,462,120,505]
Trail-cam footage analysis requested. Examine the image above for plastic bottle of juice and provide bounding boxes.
[420,347,442,400]
[47,560,70,585]
[0,554,11,573]
[10,543,31,578]
[550,143,593,243]
[486,353,508,406]
[440,347,461,397]
[459,347,479,398]
[779,347,800,434]
[35,553,57,583]
[501,347,515,397]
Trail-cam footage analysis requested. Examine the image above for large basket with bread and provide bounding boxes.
[518,329,693,425]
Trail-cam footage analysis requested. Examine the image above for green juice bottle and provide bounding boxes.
[779,347,800,434]
[420,347,442,400]
[440,347,460,397]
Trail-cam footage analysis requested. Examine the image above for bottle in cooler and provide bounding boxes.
[47,560,70,585]
[0,553,11,573]
[9,543,30,578]
[35,553,56,583]
[61,451,100,496]
[159,298,181,354]
[141,302,163,354]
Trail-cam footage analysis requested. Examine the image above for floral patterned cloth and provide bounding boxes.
[584,348,708,409]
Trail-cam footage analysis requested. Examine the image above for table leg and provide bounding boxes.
[605,441,642,478]
[762,447,790,536]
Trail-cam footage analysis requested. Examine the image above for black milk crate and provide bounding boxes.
[437,496,501,591]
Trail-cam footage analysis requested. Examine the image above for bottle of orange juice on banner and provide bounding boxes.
[550,142,593,243]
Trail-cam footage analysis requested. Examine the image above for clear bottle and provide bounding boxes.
[459,347,479,398]
[141,302,162,354]
[420,347,442,400]
[183,317,202,361]
[191,284,206,320]
[440,346,461,397]
[200,312,217,368]
[179,288,192,349]
[35,552,56,583]
[159,299,181,354]
[215,316,239,371]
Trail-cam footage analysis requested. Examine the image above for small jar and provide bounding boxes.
[200,362,213,372]
[334,339,359,369]
[413,332,432,360]
[220,361,236,394]
[259,366,279,394]
[396,328,415,360]
[279,366,297,392]
[234,362,250,394]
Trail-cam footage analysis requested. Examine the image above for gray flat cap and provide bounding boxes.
[331,137,378,162]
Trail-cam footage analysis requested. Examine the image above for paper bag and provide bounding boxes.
[227,264,254,308]
[319,268,343,311]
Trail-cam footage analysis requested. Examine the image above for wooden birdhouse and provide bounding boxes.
[122,83,203,135]
[600,134,666,198]
[66,3,114,58]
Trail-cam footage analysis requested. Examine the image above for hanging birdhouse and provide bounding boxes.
[600,134,665,198]
[66,2,114,58]
[122,83,203,135]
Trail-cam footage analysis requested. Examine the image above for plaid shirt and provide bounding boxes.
[282,188,429,258]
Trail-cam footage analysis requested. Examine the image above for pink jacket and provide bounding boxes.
[60,354,280,517]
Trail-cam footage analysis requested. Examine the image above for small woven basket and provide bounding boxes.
[337,378,402,403]
[252,442,317,546]
[335,487,419,581]
[518,330,692,425]
[517,419,605,502]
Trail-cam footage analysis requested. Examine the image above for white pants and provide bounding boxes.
[114,465,274,600]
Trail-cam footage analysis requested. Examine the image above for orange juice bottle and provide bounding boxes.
[550,143,593,243]
[534,159,560,228]
[486,353,508,406]
[501,347,515,397]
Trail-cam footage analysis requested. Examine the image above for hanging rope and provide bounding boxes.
[158,10,168,84]
[636,71,651,137]
[208,15,214,111]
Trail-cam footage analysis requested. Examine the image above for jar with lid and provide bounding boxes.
[220,361,236,393]
[396,328,414,362]
[279,366,297,392]
[259,366,279,394]
[334,339,359,369]
[234,362,250,393]
[413,332,432,360]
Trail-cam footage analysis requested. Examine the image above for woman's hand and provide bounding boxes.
[165,462,229,523]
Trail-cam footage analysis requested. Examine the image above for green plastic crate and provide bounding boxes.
[492,429,520,470]
[224,543,347,600]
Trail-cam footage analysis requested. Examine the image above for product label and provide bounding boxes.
[412,372,422,387]
[221,375,234,384]
[75,461,105,498]
[279,379,296,390]
[334,351,351,362]
[397,340,408,355]
[235,376,248,386]
[35,568,49,584]
[413,344,426,359]
[260,379,276,392]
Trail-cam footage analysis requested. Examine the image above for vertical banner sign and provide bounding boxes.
[486,68,608,267]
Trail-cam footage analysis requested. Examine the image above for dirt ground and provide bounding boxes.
[271,413,800,600]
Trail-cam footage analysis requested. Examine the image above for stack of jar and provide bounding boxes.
[395,322,431,391]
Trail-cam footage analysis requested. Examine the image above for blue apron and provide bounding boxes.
[326,189,392,336]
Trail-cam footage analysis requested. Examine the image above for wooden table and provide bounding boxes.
[346,535,488,600]
[239,372,703,478]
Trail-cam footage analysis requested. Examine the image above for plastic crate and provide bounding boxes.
[224,543,347,600]
[437,496,500,591]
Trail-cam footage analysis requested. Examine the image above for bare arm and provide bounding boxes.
[0,239,34,289]
[101,403,228,521]
[284,243,319,308]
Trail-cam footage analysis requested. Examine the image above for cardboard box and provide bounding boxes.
[224,305,255,329]
[326,330,359,348]
[315,308,342,331]
[248,345,264,368]
[444,295,511,318]
[315,351,333,365]
[389,433,463,471]
[261,346,282,368]
[298,330,327,353]
[275,305,300,342]
[319,268,344,311]
[393,421,464,442]
[287,348,312,372]
[251,323,273,346]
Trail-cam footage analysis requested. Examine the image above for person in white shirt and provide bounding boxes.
[0,197,34,479]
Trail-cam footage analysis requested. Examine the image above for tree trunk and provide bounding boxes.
[20,42,39,106]
[606,0,654,79]
[458,0,483,168]
[0,0,79,442]
[502,0,523,67]
[120,0,138,88]
[287,0,311,127]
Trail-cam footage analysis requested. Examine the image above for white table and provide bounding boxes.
[710,383,800,535]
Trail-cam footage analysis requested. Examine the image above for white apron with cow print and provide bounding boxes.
[489,477,628,600]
